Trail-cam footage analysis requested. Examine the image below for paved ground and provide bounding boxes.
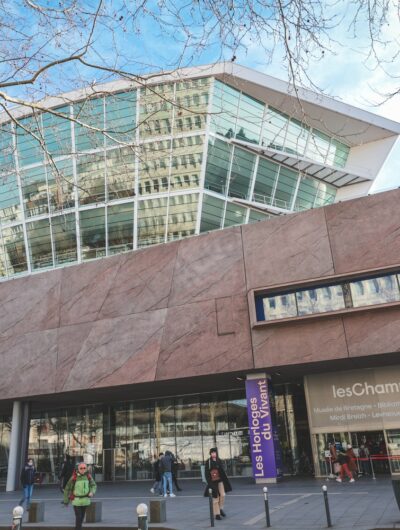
[1,476,400,530]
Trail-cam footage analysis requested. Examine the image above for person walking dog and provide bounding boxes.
[63,462,97,530]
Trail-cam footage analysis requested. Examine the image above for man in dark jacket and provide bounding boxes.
[19,458,36,509]
[60,455,75,491]
[204,448,232,520]
[160,451,175,497]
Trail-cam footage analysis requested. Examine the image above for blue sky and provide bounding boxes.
[4,1,399,192]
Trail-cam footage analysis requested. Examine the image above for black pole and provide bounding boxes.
[263,487,271,527]
[322,485,332,528]
[208,488,214,527]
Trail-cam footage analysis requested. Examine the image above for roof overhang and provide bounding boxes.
[232,138,373,188]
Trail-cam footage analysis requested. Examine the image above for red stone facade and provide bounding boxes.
[1,189,400,401]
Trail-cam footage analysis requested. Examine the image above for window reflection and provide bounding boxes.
[204,137,232,195]
[167,193,198,242]
[52,213,77,266]
[296,285,345,316]
[350,275,400,307]
[2,224,28,274]
[228,147,255,200]
[137,197,167,247]
[47,159,75,212]
[224,202,246,227]
[106,147,135,200]
[108,203,134,254]
[263,293,297,320]
[21,166,48,218]
[77,153,106,205]
[0,174,22,223]
[26,218,53,270]
[200,194,224,232]
[80,207,106,260]
[42,107,72,157]
[258,273,400,322]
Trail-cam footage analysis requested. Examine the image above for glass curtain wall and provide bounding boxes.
[25,385,310,483]
[0,416,11,482]
[0,75,347,281]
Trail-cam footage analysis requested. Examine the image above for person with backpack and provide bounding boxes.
[203,448,232,520]
[63,462,97,530]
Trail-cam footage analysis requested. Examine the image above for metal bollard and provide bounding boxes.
[263,487,271,527]
[208,488,215,527]
[11,506,24,530]
[136,503,148,530]
[322,485,332,528]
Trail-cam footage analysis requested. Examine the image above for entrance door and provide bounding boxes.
[350,430,389,475]
[103,448,127,481]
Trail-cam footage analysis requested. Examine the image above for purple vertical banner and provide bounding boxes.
[245,376,278,480]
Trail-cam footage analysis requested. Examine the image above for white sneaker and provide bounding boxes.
[150,488,154,493]
[169,493,176,497]
[164,494,168,497]
[349,478,355,483]
[336,477,342,482]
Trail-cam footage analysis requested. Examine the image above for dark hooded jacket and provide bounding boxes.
[203,451,232,498]
[21,463,36,486]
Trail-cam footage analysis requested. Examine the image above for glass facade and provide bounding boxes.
[22,385,310,483]
[256,272,400,322]
[0,416,11,483]
[27,391,252,483]
[0,75,348,281]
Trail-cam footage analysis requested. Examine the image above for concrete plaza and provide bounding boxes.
[1,476,400,530]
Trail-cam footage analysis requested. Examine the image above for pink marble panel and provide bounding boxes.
[156,295,253,380]
[59,254,122,326]
[61,308,168,391]
[343,307,400,358]
[56,322,94,392]
[168,227,246,307]
[0,269,62,338]
[99,242,179,320]
[242,208,334,290]
[325,189,400,274]
[252,317,349,368]
[216,297,235,335]
[0,329,58,399]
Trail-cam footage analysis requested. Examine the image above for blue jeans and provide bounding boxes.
[162,471,173,495]
[20,484,34,507]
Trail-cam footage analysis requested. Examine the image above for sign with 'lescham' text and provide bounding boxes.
[245,376,277,480]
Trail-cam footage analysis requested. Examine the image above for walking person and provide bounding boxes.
[150,453,163,495]
[336,447,355,483]
[359,444,371,475]
[160,450,175,497]
[19,458,36,510]
[63,462,97,530]
[59,454,75,491]
[204,448,232,520]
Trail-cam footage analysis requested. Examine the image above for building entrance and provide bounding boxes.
[314,430,391,478]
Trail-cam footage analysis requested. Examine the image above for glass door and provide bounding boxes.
[103,448,127,481]
[386,430,400,474]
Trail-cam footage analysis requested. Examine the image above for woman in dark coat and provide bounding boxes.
[203,448,232,520]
